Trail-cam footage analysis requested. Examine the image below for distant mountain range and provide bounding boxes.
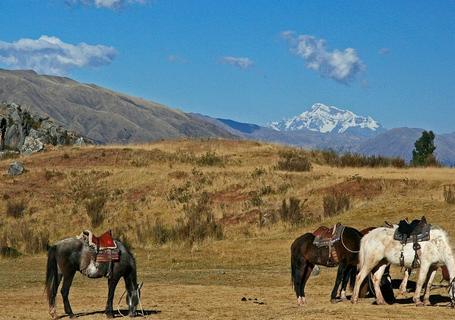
[0,68,454,165]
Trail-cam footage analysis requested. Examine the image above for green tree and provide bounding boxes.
[411,130,437,166]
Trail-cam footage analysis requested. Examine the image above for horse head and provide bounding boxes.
[127,281,143,316]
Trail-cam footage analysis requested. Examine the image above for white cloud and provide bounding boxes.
[167,54,187,64]
[0,35,116,75]
[66,0,147,9]
[221,56,254,69]
[379,47,390,55]
[282,31,364,84]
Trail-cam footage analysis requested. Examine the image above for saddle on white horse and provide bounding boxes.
[392,216,431,268]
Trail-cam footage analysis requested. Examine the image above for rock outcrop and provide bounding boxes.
[0,102,90,155]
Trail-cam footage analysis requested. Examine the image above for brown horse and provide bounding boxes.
[290,225,363,304]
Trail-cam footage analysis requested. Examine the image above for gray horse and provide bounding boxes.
[45,236,140,319]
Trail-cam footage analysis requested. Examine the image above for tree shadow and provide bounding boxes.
[58,309,161,318]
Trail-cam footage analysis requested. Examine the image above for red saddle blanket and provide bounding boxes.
[78,230,118,250]
[91,231,117,250]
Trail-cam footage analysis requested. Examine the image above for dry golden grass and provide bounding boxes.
[1,139,455,319]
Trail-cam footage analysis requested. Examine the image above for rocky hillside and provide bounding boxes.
[0,69,236,144]
[0,102,86,155]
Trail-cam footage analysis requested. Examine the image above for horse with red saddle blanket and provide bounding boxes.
[45,230,141,319]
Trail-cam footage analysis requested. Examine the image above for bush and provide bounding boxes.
[151,219,172,245]
[196,151,224,166]
[279,197,306,226]
[318,150,406,168]
[276,150,312,172]
[84,194,107,228]
[444,186,455,204]
[6,200,27,218]
[173,192,223,244]
[323,191,350,217]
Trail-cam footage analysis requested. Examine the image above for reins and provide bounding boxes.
[340,226,360,253]
[117,281,145,317]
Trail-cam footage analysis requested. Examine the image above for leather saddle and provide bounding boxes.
[393,216,431,244]
[312,223,343,247]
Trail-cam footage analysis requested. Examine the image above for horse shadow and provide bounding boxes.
[58,309,161,318]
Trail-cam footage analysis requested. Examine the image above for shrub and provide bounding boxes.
[6,200,27,218]
[318,150,406,168]
[151,219,172,245]
[279,197,306,226]
[20,224,49,254]
[167,181,192,203]
[196,151,224,166]
[276,150,312,172]
[84,193,107,228]
[443,186,455,204]
[251,167,266,178]
[323,191,350,217]
[173,192,223,244]
[249,192,263,207]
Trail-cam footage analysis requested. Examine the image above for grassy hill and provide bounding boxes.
[0,69,236,143]
[1,140,455,319]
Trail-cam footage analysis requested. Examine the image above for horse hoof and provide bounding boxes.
[424,300,432,306]
[351,298,358,304]
[376,300,386,305]
[415,301,424,307]
[331,298,342,304]
[105,313,114,318]
[297,296,306,306]
[69,314,77,319]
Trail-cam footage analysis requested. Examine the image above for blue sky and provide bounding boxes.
[0,0,454,133]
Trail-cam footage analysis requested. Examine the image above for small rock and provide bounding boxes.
[241,297,247,301]
[8,161,24,176]
[74,137,86,147]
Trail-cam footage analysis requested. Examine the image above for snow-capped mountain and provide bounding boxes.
[269,103,382,135]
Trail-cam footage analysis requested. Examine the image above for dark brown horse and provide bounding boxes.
[290,225,363,304]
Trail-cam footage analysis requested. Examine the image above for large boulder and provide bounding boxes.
[8,161,24,176]
[0,102,91,154]
[20,135,44,155]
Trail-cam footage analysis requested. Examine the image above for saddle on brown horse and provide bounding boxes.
[312,223,344,266]
[393,216,431,268]
[78,230,120,276]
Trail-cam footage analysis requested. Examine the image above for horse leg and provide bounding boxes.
[399,268,410,295]
[331,263,345,303]
[352,258,379,304]
[105,275,121,318]
[372,263,387,305]
[340,266,354,301]
[296,260,308,305]
[49,273,62,320]
[423,266,437,306]
[61,270,76,318]
[299,263,314,305]
[413,261,431,306]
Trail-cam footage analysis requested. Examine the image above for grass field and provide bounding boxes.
[1,139,455,319]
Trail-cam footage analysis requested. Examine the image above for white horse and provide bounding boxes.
[352,225,455,306]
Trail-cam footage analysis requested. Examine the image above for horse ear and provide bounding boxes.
[421,216,426,223]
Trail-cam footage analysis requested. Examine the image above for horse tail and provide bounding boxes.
[290,244,302,293]
[45,245,59,310]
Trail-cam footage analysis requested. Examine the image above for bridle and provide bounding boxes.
[117,281,145,317]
